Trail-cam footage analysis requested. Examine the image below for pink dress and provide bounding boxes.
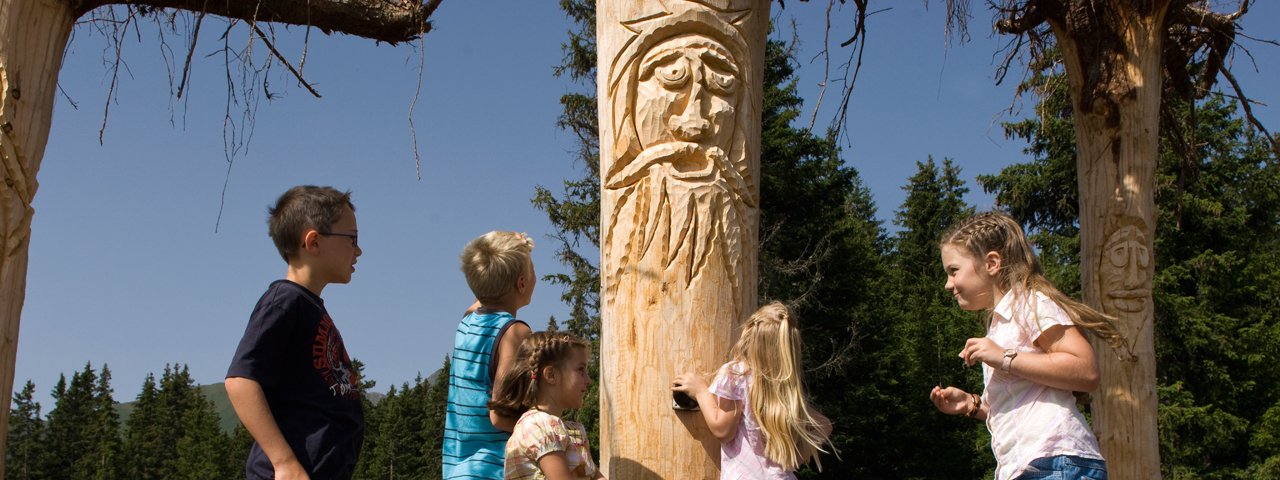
[709,362,795,480]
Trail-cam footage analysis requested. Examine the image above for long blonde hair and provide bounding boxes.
[728,301,834,471]
[940,212,1128,353]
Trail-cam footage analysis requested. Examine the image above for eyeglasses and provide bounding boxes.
[319,231,358,248]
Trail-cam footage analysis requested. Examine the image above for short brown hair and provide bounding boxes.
[460,231,534,303]
[268,185,354,262]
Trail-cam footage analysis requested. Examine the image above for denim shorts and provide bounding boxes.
[1015,455,1108,480]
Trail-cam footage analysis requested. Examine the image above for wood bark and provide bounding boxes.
[0,1,440,477]
[596,0,767,477]
[1047,2,1169,477]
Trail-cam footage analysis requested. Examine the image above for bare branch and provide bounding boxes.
[176,10,204,99]
[1220,66,1280,161]
[76,0,442,44]
[408,28,428,180]
[994,0,1047,36]
[99,6,140,145]
[250,23,321,98]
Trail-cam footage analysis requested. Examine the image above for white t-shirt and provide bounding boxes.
[983,290,1104,480]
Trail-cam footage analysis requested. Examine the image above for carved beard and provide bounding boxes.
[605,140,749,292]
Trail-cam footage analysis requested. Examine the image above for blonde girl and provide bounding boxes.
[930,212,1126,480]
[489,332,604,480]
[671,301,835,479]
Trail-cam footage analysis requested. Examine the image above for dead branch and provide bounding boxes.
[176,10,204,98]
[250,23,321,97]
[1220,66,1280,160]
[75,0,442,44]
[99,6,140,145]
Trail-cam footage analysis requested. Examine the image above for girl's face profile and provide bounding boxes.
[552,348,592,410]
[941,245,997,311]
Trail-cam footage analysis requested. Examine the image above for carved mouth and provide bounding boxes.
[1106,289,1149,312]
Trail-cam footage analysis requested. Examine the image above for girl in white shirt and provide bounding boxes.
[929,212,1127,480]
[672,301,835,479]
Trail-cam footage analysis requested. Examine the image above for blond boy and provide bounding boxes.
[443,231,536,479]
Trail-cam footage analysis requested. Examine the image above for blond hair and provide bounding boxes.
[728,301,835,471]
[487,331,590,418]
[460,231,534,303]
[940,212,1128,352]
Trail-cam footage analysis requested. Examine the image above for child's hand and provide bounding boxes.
[959,337,1004,368]
[929,386,973,416]
[671,371,708,395]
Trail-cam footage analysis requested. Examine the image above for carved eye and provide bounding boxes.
[654,57,690,89]
[705,70,736,95]
[1134,244,1150,268]
[1108,244,1128,268]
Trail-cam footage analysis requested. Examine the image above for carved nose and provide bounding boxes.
[670,98,710,141]
[1122,246,1143,288]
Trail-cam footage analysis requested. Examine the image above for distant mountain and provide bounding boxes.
[114,383,389,434]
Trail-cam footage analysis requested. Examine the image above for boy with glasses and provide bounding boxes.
[226,185,365,480]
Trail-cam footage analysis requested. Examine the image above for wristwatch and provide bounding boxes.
[1001,349,1018,373]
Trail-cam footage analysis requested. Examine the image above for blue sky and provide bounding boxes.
[17,1,1279,409]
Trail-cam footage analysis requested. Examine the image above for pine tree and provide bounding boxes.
[7,380,44,480]
[73,364,122,480]
[872,157,990,478]
[42,364,96,476]
[534,0,602,456]
[174,392,232,480]
[227,422,254,479]
[122,373,166,480]
[421,357,450,476]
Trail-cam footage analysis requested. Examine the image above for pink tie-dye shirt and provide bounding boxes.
[709,362,795,480]
[504,409,599,480]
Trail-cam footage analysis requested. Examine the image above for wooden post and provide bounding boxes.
[596,0,767,477]
[1049,4,1167,477]
[0,2,75,476]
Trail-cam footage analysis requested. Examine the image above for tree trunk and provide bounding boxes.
[1049,3,1168,477]
[0,3,75,478]
[596,0,767,477]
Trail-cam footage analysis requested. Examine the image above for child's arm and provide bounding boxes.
[225,377,310,480]
[536,452,577,480]
[930,385,987,420]
[489,321,533,432]
[958,324,1100,392]
[672,372,741,441]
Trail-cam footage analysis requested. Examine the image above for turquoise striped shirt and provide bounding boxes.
[443,310,520,479]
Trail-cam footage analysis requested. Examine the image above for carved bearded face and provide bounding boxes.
[1101,224,1151,313]
[634,34,740,174]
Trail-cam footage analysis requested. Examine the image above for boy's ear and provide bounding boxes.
[301,230,321,254]
[984,251,1003,275]
[515,272,529,294]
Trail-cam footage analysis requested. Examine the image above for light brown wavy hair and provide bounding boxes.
[940,211,1128,353]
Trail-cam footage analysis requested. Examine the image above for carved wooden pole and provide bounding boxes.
[1049,4,1167,477]
[0,2,74,474]
[597,0,767,477]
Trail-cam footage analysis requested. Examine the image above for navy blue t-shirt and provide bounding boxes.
[227,280,364,480]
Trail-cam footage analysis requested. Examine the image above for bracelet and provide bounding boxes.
[965,393,982,418]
